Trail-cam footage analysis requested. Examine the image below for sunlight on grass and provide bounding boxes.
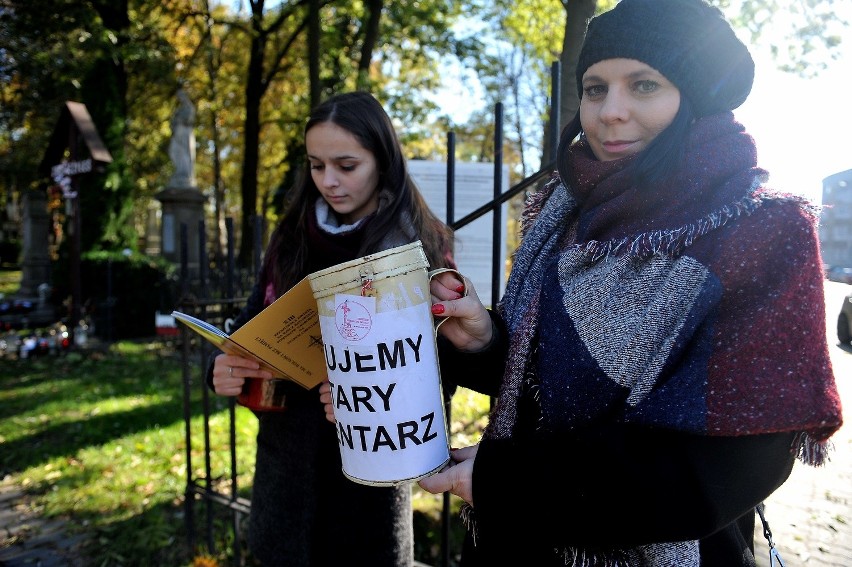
[9,394,258,562]
[449,388,489,447]
[0,339,490,566]
[0,269,21,296]
[0,358,185,445]
[0,342,259,565]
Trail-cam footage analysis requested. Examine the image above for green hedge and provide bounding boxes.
[53,251,178,339]
[0,240,21,267]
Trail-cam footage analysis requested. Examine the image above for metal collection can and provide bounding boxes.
[308,241,454,486]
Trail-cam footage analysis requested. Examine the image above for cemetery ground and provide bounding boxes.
[0,269,489,566]
[4,265,849,567]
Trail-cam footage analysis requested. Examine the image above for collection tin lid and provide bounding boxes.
[308,241,429,298]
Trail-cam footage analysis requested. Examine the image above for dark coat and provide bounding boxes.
[208,207,416,566]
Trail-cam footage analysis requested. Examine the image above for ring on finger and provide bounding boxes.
[228,366,233,377]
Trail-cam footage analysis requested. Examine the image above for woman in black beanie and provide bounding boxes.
[408,0,843,565]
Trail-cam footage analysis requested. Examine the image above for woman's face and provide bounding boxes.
[580,58,681,161]
[307,121,381,225]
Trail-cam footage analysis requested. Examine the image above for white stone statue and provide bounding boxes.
[168,88,197,188]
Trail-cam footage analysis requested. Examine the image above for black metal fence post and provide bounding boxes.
[179,222,196,554]
[550,60,561,164]
[491,103,504,309]
[225,217,242,565]
[441,131,457,567]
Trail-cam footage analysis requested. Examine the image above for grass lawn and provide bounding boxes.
[0,269,20,296]
[1,341,217,565]
[0,322,489,566]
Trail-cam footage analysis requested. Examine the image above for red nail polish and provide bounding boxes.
[431,304,445,315]
[455,284,465,293]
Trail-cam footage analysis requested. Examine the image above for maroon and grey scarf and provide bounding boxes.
[473,112,843,565]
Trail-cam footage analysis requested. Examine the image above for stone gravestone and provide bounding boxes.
[156,88,205,269]
[18,189,51,299]
[143,202,161,256]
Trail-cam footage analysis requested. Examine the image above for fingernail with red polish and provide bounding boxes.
[431,304,445,315]
[455,284,465,293]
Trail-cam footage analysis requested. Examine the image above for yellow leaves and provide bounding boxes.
[501,0,564,60]
[192,554,221,567]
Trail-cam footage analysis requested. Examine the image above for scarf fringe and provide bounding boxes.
[523,171,823,266]
[554,547,638,567]
[794,431,834,467]
[579,178,770,262]
[460,502,637,566]
[522,162,819,267]
[521,172,561,238]
[459,503,477,546]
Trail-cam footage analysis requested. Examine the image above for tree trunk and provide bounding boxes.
[357,0,383,90]
[203,0,226,262]
[83,0,134,252]
[308,0,321,108]
[239,1,268,266]
[559,0,596,130]
[542,0,596,168]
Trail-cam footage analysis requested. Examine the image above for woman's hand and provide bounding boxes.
[318,380,335,424]
[430,272,493,352]
[211,353,272,397]
[418,444,478,506]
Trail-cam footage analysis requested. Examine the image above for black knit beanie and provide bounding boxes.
[576,0,755,117]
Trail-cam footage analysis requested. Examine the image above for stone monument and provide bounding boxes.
[167,89,197,188]
[18,188,51,299]
[156,88,205,268]
[19,101,114,331]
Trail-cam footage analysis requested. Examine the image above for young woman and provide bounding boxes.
[410,0,842,565]
[209,91,454,566]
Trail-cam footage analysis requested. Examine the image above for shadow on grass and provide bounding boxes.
[0,399,201,475]
[0,342,259,565]
[414,508,466,567]
[0,347,224,476]
[0,341,469,566]
[62,494,234,566]
[77,495,467,567]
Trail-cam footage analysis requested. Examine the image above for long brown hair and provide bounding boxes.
[262,91,454,293]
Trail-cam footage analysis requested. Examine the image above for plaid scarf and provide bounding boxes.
[473,112,842,566]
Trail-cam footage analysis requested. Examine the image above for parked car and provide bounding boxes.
[838,289,852,345]
[827,266,852,284]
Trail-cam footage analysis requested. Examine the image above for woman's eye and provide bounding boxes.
[634,80,658,94]
[340,164,356,172]
[583,84,606,99]
[310,163,323,171]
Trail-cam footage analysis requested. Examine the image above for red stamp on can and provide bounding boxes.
[335,299,372,341]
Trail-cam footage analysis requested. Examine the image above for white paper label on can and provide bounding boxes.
[320,293,449,485]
